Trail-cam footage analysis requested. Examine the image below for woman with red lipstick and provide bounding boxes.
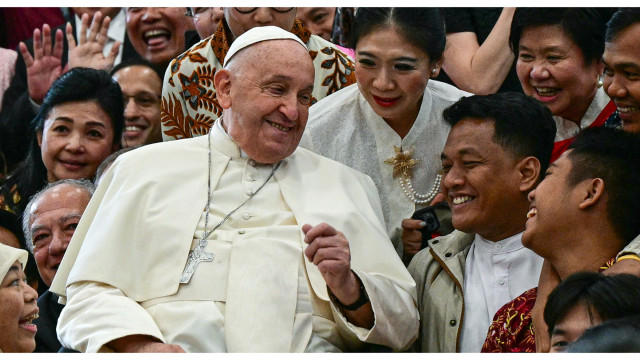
[0,68,123,218]
[0,243,39,353]
[510,8,621,163]
[301,8,469,258]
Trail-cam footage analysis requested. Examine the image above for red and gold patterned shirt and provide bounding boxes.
[160,19,356,141]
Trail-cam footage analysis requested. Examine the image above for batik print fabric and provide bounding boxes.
[161,20,356,141]
[481,258,616,352]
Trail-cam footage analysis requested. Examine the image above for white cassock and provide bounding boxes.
[50,120,419,353]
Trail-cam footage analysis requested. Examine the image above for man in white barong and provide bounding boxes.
[49,26,418,353]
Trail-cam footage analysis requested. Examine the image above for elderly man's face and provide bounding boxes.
[224,8,297,41]
[440,118,525,241]
[216,40,314,164]
[126,7,195,66]
[27,184,90,287]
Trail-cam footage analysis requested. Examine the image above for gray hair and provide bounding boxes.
[22,179,96,253]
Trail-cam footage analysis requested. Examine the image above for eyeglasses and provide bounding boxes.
[234,7,294,14]
[123,93,160,109]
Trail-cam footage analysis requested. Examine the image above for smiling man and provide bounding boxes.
[21,179,94,352]
[407,92,556,352]
[51,26,418,353]
[161,7,356,141]
[603,8,640,134]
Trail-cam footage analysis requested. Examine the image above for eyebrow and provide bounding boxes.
[440,148,480,160]
[59,213,83,225]
[519,45,566,54]
[603,58,640,71]
[551,327,567,336]
[356,51,419,63]
[53,117,107,129]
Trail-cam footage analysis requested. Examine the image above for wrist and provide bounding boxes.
[328,276,369,311]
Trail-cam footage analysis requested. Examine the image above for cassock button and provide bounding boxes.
[449,319,457,326]
[246,190,254,196]
[242,213,250,220]
[249,160,257,167]
[496,244,502,251]
[247,175,255,182]
[238,229,246,234]
[498,279,505,286]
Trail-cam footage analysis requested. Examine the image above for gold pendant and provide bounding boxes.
[384,146,418,179]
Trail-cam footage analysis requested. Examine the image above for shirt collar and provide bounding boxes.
[473,231,525,254]
[211,117,246,159]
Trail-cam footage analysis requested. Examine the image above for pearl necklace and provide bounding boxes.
[384,145,441,205]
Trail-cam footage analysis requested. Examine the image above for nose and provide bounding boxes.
[442,165,465,192]
[603,73,628,99]
[279,94,300,121]
[124,98,140,120]
[49,232,70,258]
[141,7,162,22]
[253,8,274,24]
[65,132,85,153]
[529,61,550,80]
[527,188,536,203]
[372,67,395,91]
[23,281,38,304]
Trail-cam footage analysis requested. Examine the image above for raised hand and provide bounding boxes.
[67,11,121,71]
[19,24,65,104]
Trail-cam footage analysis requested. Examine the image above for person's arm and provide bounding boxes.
[531,259,559,353]
[442,8,516,95]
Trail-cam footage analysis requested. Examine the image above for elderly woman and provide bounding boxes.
[301,8,469,257]
[510,8,620,162]
[0,243,39,353]
[0,67,123,217]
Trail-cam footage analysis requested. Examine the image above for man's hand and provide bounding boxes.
[604,257,640,276]
[67,11,121,70]
[401,219,424,263]
[19,24,65,104]
[108,335,185,353]
[302,223,373,328]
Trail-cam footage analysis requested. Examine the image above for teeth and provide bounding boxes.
[617,106,637,114]
[22,313,39,323]
[452,196,472,205]
[144,29,169,38]
[126,126,143,131]
[527,208,537,219]
[268,121,290,132]
[535,87,559,96]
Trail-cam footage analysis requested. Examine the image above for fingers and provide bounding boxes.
[53,29,64,59]
[42,24,52,56]
[303,222,337,244]
[19,42,34,67]
[32,28,43,59]
[97,14,111,47]
[87,11,103,43]
[66,22,76,50]
[401,218,426,230]
[107,40,122,64]
[430,192,446,206]
[79,13,90,44]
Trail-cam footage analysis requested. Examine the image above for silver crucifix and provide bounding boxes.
[179,238,214,284]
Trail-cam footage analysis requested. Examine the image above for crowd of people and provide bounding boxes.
[1,7,640,353]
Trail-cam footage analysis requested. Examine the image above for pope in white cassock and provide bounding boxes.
[50,26,419,353]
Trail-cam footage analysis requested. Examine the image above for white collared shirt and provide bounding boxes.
[459,232,543,352]
[74,8,126,66]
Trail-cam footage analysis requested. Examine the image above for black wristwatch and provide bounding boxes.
[328,279,369,311]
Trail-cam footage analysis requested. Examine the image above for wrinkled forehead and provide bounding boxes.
[29,186,91,220]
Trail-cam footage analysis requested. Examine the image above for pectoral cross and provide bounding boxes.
[179,238,214,284]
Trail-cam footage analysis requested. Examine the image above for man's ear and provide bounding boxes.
[518,156,541,193]
[214,69,232,109]
[36,131,43,148]
[578,178,605,210]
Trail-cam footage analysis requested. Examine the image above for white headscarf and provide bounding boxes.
[0,243,27,281]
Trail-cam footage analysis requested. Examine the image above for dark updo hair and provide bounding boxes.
[34,67,124,144]
[349,8,446,63]
[605,8,640,43]
[510,8,612,64]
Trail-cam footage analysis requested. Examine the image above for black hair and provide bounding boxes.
[442,92,556,177]
[110,57,165,83]
[544,272,640,338]
[0,210,41,294]
[605,8,640,42]
[0,67,123,217]
[568,315,640,352]
[566,127,640,243]
[349,8,445,63]
[510,8,612,64]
